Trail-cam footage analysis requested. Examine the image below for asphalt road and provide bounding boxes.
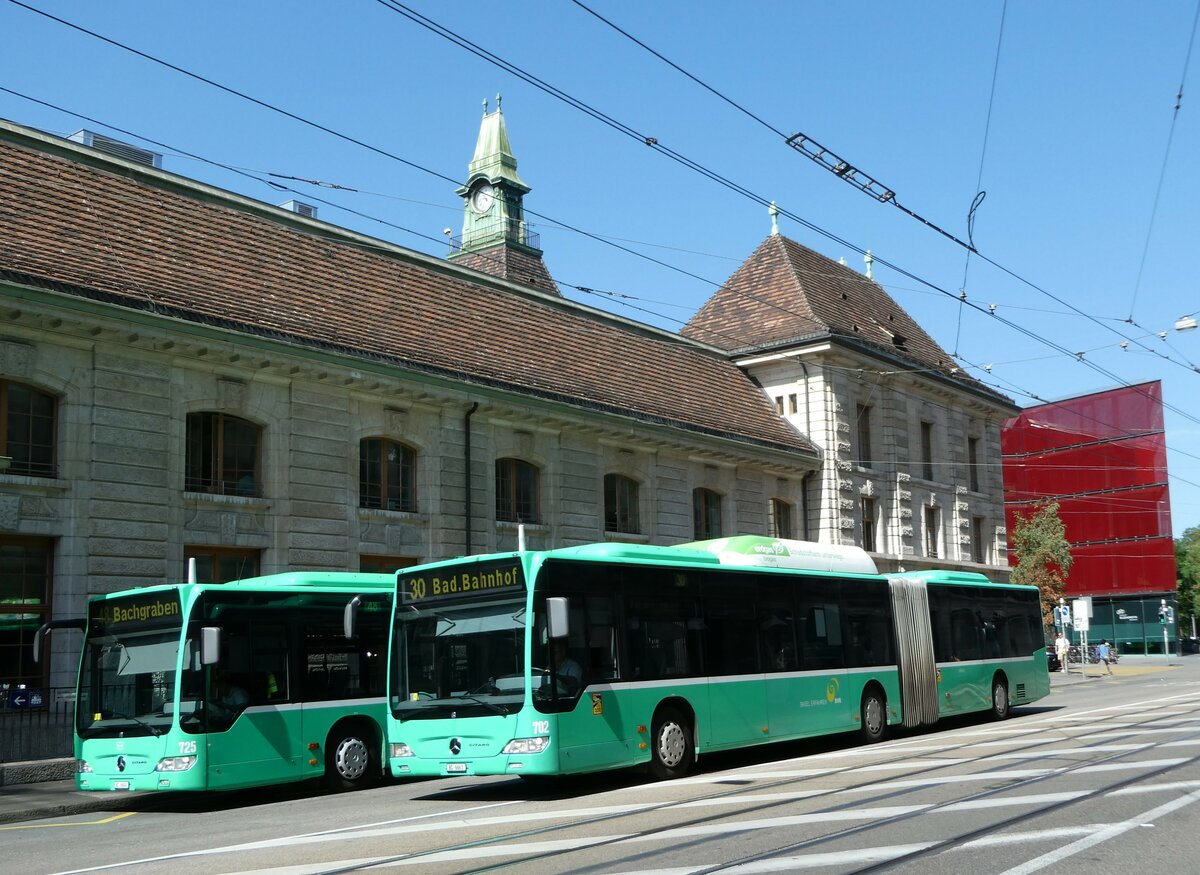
[8,658,1200,875]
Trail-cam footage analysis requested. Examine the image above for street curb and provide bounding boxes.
[0,758,74,786]
[0,796,128,826]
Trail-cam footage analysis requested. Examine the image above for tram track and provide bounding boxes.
[671,708,1200,875]
[288,690,1200,875]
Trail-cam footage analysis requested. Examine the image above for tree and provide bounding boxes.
[1175,527,1200,632]
[1009,501,1073,628]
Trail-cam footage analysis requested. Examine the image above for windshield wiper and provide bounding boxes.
[103,708,164,736]
[452,694,508,716]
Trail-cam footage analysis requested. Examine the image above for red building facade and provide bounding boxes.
[1002,382,1177,654]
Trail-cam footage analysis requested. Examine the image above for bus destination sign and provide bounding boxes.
[90,592,182,630]
[399,560,525,604]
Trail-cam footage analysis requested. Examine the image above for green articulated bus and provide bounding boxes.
[386,536,1051,781]
[37,572,393,792]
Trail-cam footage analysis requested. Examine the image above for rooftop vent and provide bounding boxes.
[67,130,162,168]
[279,200,318,219]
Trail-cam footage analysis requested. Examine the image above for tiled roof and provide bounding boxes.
[683,235,1011,404]
[450,244,560,297]
[0,125,817,457]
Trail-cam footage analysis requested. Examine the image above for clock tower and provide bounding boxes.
[449,96,559,296]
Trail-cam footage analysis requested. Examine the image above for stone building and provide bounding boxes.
[0,102,1015,701]
[683,216,1018,574]
[0,110,821,693]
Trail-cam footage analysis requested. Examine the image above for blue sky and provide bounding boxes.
[2,1,1198,535]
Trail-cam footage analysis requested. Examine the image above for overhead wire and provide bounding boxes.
[567,0,1200,380]
[9,0,1200,501]
[0,85,773,355]
[1126,0,1200,319]
[10,0,1193,393]
[364,0,1200,429]
[954,0,1007,357]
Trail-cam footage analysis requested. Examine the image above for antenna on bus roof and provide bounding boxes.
[187,557,197,585]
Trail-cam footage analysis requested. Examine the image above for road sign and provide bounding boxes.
[6,689,43,709]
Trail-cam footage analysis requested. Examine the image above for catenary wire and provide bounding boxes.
[7,2,1199,435]
[1127,0,1200,319]
[565,0,1200,379]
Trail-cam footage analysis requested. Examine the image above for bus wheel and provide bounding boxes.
[860,687,886,743]
[325,725,379,791]
[649,708,692,780]
[990,676,1010,720]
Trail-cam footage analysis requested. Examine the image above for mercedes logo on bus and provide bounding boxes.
[116,756,126,772]
[449,738,462,756]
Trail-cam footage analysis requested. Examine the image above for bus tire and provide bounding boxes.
[860,686,887,743]
[990,675,1010,721]
[325,722,379,791]
[649,707,692,780]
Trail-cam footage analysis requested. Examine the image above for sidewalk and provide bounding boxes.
[0,775,144,825]
[1051,654,1186,685]
[0,758,146,825]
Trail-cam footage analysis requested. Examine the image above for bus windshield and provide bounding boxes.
[392,597,528,719]
[78,592,184,739]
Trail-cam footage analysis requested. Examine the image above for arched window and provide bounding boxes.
[604,474,640,534]
[0,380,56,477]
[359,438,417,512]
[769,498,793,539]
[693,488,722,540]
[496,458,539,523]
[185,412,261,496]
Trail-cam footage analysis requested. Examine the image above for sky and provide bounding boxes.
[2,1,1199,535]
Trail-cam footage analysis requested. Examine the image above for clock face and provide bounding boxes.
[471,183,495,214]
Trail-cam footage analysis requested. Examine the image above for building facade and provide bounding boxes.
[1002,382,1178,654]
[0,102,1015,719]
[684,231,1018,575]
[0,112,823,698]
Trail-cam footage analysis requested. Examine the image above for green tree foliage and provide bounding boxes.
[1175,527,1200,628]
[1009,501,1073,627]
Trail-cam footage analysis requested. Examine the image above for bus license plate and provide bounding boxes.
[112,781,131,790]
[445,763,468,773]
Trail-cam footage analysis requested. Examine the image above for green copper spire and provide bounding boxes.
[452,97,546,267]
[464,93,528,193]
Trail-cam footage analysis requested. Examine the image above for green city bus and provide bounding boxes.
[386,536,1050,780]
[37,572,392,792]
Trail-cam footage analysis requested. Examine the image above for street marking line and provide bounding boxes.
[997,788,1200,874]
[1108,780,1200,796]
[940,792,1088,811]
[842,769,1058,791]
[1078,728,1194,739]
[631,805,930,841]
[849,758,971,772]
[1074,757,1189,773]
[961,825,1107,848]
[0,812,135,831]
[994,744,1151,758]
[48,798,525,874]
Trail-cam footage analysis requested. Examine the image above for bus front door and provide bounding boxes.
[206,706,305,789]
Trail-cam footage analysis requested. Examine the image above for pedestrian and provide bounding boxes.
[1055,632,1069,674]
[1096,640,1113,675]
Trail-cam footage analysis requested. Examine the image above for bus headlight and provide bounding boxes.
[501,737,549,755]
[389,743,414,758]
[75,760,93,774]
[155,756,197,772]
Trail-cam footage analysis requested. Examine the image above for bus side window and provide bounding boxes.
[585,592,619,680]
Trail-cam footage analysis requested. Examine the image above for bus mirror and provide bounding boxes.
[200,626,222,665]
[547,597,570,639]
[33,618,86,664]
[344,596,362,640]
